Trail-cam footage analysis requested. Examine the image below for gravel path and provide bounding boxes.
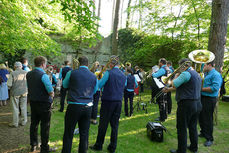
[0,100,33,153]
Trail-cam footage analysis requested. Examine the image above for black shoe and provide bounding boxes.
[169,149,177,153]
[40,147,57,153]
[89,145,102,151]
[198,133,204,138]
[187,146,197,153]
[204,140,213,147]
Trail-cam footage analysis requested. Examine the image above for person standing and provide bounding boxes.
[59,60,72,112]
[26,56,55,153]
[22,57,31,72]
[199,61,222,147]
[166,61,174,114]
[0,63,9,106]
[163,58,201,153]
[152,58,169,122]
[7,62,28,127]
[90,55,126,153]
[124,67,138,117]
[61,56,98,153]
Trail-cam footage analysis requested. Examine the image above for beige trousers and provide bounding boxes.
[11,94,27,126]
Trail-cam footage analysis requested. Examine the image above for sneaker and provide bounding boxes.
[30,145,38,152]
[204,140,213,147]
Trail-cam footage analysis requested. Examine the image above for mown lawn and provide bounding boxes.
[48,90,229,153]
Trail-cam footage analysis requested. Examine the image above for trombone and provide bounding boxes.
[152,61,191,102]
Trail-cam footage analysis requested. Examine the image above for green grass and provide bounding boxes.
[48,90,229,153]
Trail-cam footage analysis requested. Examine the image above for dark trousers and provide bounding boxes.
[91,91,100,120]
[199,96,217,141]
[30,102,51,153]
[124,90,134,116]
[177,100,198,153]
[140,83,144,93]
[60,86,67,111]
[167,92,172,114]
[94,101,122,152]
[156,93,167,121]
[62,104,92,153]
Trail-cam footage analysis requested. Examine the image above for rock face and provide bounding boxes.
[50,34,113,67]
[0,34,113,69]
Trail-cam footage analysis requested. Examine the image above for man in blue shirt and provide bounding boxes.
[26,56,55,153]
[61,56,98,153]
[90,55,126,153]
[163,58,201,153]
[59,60,72,112]
[199,61,222,147]
[152,58,169,122]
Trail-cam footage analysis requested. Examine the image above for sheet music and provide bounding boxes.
[134,74,141,82]
[153,122,162,127]
[153,78,164,89]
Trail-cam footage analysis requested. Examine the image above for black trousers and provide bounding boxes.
[30,102,52,153]
[167,92,172,114]
[199,96,217,141]
[140,83,144,93]
[177,100,198,153]
[156,93,167,121]
[124,90,134,116]
[94,100,122,152]
[60,86,67,112]
[91,91,100,120]
[62,104,92,153]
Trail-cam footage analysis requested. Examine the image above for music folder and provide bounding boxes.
[153,78,164,89]
[134,74,141,82]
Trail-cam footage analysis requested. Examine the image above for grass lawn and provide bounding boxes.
[48,90,229,153]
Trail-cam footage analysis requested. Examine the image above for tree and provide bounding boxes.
[112,0,121,55]
[208,0,229,71]
[126,0,132,28]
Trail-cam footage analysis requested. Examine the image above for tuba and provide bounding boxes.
[188,50,215,78]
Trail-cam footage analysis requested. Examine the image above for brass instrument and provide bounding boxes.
[188,50,215,73]
[90,61,100,73]
[125,62,131,67]
[97,56,119,80]
[72,58,79,70]
[153,61,192,101]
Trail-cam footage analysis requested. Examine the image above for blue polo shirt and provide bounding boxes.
[152,65,166,78]
[63,66,98,105]
[99,66,127,89]
[35,67,54,93]
[201,68,222,97]
[173,68,191,88]
[169,66,174,73]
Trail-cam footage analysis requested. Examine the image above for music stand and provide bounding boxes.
[133,74,148,113]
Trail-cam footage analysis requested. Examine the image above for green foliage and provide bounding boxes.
[53,0,101,49]
[0,0,61,57]
[118,28,198,70]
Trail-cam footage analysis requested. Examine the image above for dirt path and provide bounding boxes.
[0,100,32,153]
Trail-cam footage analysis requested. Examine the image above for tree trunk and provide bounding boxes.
[111,0,116,30]
[138,0,142,29]
[208,0,229,71]
[97,0,101,30]
[112,0,121,55]
[126,0,132,28]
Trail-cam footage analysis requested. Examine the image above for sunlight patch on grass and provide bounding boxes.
[118,128,145,137]
[119,112,157,122]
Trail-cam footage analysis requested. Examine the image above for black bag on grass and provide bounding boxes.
[146,122,166,142]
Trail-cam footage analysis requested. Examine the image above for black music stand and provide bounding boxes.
[133,90,148,114]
